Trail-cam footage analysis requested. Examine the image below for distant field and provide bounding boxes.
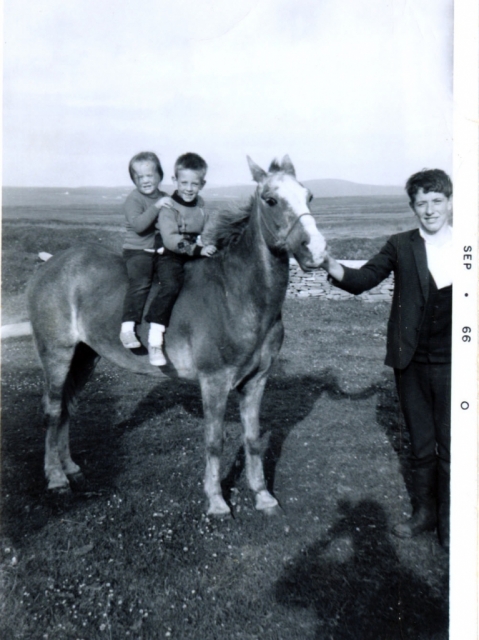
[310,195,413,239]
[2,187,414,240]
[2,186,131,207]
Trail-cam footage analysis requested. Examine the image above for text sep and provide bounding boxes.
[463,246,473,270]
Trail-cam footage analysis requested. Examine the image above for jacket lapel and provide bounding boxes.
[411,229,429,299]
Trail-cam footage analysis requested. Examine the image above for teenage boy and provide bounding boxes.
[322,169,453,550]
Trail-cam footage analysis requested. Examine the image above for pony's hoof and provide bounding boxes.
[262,504,283,517]
[207,495,231,516]
[46,471,70,493]
[67,471,86,490]
[255,490,278,512]
[48,485,72,497]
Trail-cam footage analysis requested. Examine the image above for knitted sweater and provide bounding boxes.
[122,188,167,250]
[156,193,207,255]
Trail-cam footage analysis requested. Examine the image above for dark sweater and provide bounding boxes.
[156,193,206,255]
[413,278,452,363]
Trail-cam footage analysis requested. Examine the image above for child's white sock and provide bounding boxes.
[121,321,135,333]
[148,323,166,346]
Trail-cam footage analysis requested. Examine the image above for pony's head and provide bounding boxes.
[247,155,327,270]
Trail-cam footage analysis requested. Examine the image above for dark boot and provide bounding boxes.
[436,461,450,550]
[393,465,437,538]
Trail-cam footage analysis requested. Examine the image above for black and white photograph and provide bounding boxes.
[1,1,477,638]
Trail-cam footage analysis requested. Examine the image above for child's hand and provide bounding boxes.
[200,245,217,257]
[156,196,176,210]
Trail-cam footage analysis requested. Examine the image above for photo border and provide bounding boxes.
[450,0,479,636]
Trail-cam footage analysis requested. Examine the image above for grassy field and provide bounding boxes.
[1,197,448,639]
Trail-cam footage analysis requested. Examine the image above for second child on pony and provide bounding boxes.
[145,152,217,366]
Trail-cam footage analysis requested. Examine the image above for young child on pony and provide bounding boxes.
[119,151,175,349]
[144,152,217,366]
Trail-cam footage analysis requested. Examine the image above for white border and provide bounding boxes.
[450,0,479,637]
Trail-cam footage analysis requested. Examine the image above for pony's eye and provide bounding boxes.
[308,193,314,203]
[264,198,277,207]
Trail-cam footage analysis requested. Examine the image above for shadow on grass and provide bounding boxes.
[375,377,414,500]
[1,376,205,542]
[275,499,449,640]
[1,367,385,542]
[222,369,385,504]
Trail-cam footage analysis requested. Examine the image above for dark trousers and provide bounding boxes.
[145,251,189,327]
[121,250,155,324]
[394,361,451,469]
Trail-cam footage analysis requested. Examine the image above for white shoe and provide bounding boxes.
[148,344,167,366]
[120,330,141,349]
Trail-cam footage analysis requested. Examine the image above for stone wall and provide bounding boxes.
[287,260,394,301]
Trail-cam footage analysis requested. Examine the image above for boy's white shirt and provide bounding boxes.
[419,225,453,289]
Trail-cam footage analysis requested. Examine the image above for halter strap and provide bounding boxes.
[260,208,312,249]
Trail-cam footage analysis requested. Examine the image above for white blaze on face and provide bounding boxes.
[275,174,327,265]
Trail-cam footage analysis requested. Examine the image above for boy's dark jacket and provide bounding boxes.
[331,228,445,370]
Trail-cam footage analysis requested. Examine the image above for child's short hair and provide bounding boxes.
[174,152,208,178]
[129,152,164,183]
[405,169,452,202]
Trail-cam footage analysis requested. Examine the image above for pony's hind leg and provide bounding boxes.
[199,372,232,516]
[42,343,100,490]
[42,345,77,491]
[59,343,100,482]
[238,372,280,514]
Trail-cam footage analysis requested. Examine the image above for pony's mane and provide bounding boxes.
[201,198,254,250]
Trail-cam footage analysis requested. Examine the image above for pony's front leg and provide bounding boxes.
[199,373,232,515]
[238,373,279,514]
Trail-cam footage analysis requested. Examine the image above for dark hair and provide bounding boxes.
[128,152,164,183]
[174,152,208,178]
[405,169,452,202]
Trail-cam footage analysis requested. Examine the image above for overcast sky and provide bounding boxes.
[3,0,453,187]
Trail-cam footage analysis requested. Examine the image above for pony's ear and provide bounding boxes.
[280,155,296,176]
[247,156,267,183]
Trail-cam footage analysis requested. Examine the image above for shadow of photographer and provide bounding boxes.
[275,498,448,639]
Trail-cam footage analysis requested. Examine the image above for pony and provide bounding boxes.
[27,156,327,515]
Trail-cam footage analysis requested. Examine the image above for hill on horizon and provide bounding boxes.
[204,178,403,199]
